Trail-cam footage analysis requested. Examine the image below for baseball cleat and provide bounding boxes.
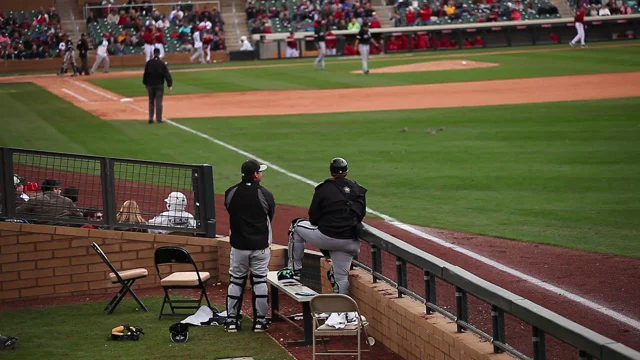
[569,42,574,48]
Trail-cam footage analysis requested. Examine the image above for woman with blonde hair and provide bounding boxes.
[116,200,147,232]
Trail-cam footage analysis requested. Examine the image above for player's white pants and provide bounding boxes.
[314,41,325,70]
[91,54,110,73]
[144,44,154,62]
[226,247,270,325]
[286,47,299,58]
[358,44,370,73]
[154,43,165,59]
[571,23,585,46]
[205,44,211,62]
[190,46,205,63]
[326,48,336,56]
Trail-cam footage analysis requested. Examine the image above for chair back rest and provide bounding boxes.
[310,294,359,314]
[154,246,203,283]
[91,242,122,282]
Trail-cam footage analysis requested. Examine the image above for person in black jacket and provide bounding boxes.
[76,33,90,76]
[288,157,367,295]
[142,48,173,124]
[224,159,276,333]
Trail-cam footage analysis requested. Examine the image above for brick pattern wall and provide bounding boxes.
[320,259,512,360]
[0,222,220,303]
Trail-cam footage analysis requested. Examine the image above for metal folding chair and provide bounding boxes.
[154,246,212,320]
[91,242,149,315]
[310,294,375,360]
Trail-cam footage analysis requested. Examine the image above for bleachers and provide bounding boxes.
[1,7,64,60]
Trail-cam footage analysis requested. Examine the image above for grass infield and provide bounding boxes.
[1,82,639,257]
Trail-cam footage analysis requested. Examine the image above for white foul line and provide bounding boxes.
[67,79,120,100]
[61,88,88,102]
[77,81,640,331]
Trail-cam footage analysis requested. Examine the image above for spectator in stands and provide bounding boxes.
[170,5,184,23]
[115,42,126,55]
[24,182,40,200]
[148,192,196,234]
[0,32,9,46]
[337,19,348,30]
[178,37,193,52]
[17,179,83,218]
[81,209,103,229]
[15,44,27,60]
[107,9,119,24]
[406,7,417,26]
[370,13,381,28]
[157,15,170,29]
[511,6,522,20]
[620,3,632,14]
[280,5,290,21]
[251,21,262,34]
[348,17,361,30]
[12,175,28,205]
[141,1,153,16]
[419,4,433,26]
[116,200,147,232]
[246,2,257,21]
[390,12,402,27]
[445,1,457,16]
[589,4,599,15]
[610,3,621,14]
[599,4,612,15]
[62,186,79,204]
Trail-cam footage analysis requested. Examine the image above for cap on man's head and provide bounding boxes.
[153,48,160,55]
[241,159,267,178]
[24,182,40,192]
[41,179,62,192]
[13,174,25,186]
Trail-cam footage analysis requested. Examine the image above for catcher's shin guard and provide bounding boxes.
[250,273,269,329]
[226,274,247,321]
[287,217,306,271]
[327,265,338,293]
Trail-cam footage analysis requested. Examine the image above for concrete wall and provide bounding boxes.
[0,222,285,303]
[320,258,512,360]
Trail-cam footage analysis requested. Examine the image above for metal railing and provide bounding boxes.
[353,223,640,360]
[0,147,216,237]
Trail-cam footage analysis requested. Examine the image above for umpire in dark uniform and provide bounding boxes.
[76,33,90,76]
[142,48,173,124]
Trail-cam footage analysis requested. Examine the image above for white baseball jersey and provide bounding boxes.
[203,20,212,30]
[193,31,202,48]
[58,42,66,52]
[96,39,109,56]
[148,210,196,234]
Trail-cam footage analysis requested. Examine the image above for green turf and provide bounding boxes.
[89,45,640,97]
[0,297,292,360]
[1,83,639,258]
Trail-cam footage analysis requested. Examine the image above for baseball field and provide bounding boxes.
[1,42,640,357]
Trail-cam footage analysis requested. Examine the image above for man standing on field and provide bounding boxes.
[143,48,173,124]
[570,5,587,48]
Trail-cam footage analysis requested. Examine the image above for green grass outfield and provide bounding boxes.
[89,44,640,97]
[1,82,639,257]
[0,297,292,360]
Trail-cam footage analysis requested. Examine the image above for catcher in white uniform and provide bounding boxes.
[148,192,197,234]
[91,32,110,74]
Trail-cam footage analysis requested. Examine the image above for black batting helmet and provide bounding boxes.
[329,157,348,175]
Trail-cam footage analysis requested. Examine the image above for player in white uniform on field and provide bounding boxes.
[190,30,205,64]
[91,32,110,74]
[148,192,196,234]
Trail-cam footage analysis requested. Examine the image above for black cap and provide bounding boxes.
[241,159,268,179]
[41,179,62,192]
[81,32,87,37]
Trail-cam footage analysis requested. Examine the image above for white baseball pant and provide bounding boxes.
[144,44,154,62]
[326,48,336,55]
[91,54,110,73]
[154,43,165,59]
[205,44,211,62]
[571,23,585,46]
[62,51,77,73]
[190,46,205,63]
[358,44,370,73]
[286,47,299,58]
[226,247,270,326]
[314,41,326,70]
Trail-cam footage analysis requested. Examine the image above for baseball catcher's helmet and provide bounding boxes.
[277,268,295,281]
[165,191,187,211]
[169,323,189,343]
[329,157,348,175]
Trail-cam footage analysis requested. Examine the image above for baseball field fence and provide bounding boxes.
[0,147,216,236]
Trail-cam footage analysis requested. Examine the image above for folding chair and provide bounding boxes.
[310,294,375,360]
[90,242,149,315]
[154,246,212,320]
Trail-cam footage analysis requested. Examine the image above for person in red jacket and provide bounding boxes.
[570,5,586,48]
[405,7,417,26]
[343,41,356,56]
[144,26,156,62]
[398,35,409,50]
[387,36,399,52]
[325,29,337,55]
[285,31,299,58]
[370,14,381,28]
[419,4,432,26]
[154,29,165,59]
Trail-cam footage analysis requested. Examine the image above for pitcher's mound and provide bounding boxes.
[353,60,499,74]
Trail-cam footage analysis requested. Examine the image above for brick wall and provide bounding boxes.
[320,259,512,360]
[0,222,221,303]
